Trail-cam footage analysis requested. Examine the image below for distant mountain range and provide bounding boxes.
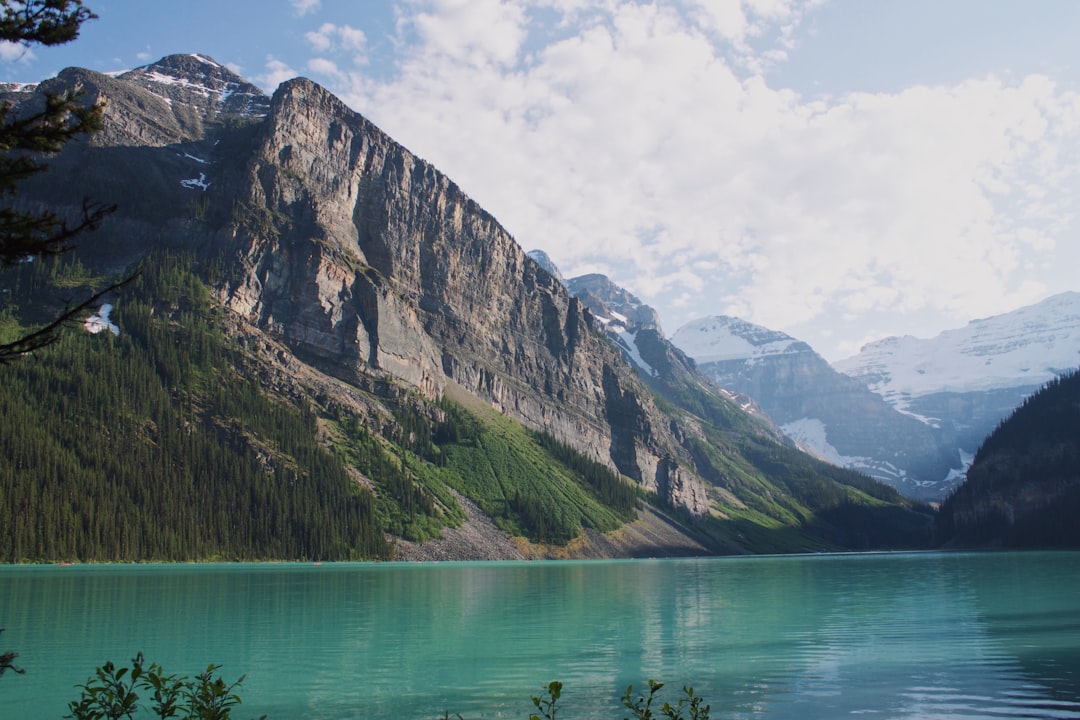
[527,251,771,425]
[672,317,955,499]
[669,294,1080,501]
[0,55,931,562]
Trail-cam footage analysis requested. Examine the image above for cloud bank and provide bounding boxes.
[279,0,1080,360]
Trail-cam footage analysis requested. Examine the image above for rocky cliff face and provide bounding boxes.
[2,55,933,556]
[217,77,708,512]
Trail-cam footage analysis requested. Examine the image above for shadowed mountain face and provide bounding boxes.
[0,55,932,559]
[673,296,1080,502]
[672,317,958,500]
[936,369,1080,548]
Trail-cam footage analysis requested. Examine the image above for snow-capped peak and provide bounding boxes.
[671,316,808,364]
[834,291,1080,400]
[120,53,270,119]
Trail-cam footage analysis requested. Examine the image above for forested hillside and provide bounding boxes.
[0,253,389,561]
[0,249,933,561]
[0,55,937,561]
[936,368,1080,547]
[0,253,643,561]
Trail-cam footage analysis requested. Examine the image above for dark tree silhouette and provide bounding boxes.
[0,629,23,678]
[0,0,119,361]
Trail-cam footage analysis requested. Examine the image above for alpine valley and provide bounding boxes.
[0,55,935,563]
[671,293,1080,501]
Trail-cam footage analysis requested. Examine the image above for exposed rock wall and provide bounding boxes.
[220,78,707,512]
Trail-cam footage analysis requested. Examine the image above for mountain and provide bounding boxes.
[835,292,1080,490]
[935,369,1080,547]
[526,254,772,425]
[672,316,957,499]
[0,55,931,561]
[526,249,565,285]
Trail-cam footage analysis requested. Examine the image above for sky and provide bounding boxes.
[4,0,1080,361]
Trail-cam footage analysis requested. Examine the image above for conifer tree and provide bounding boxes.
[0,0,118,361]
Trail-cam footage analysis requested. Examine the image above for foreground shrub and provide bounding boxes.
[445,680,712,720]
[65,653,264,720]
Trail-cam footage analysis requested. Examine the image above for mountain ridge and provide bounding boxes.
[672,294,1080,502]
[835,291,1080,405]
[671,315,955,499]
[0,54,932,560]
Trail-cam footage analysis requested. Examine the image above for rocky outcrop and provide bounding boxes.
[5,55,934,555]
[219,77,708,512]
[567,273,662,330]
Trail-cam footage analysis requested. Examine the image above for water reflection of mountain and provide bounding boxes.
[966,552,1080,715]
[754,553,1080,719]
[3,554,1080,719]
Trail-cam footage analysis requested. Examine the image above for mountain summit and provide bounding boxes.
[835,291,1080,406]
[0,56,931,560]
[117,53,269,121]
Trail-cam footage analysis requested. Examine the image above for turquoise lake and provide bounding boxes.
[2,551,1079,719]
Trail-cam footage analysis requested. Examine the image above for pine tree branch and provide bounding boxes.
[0,0,96,47]
[0,197,116,266]
[0,269,137,363]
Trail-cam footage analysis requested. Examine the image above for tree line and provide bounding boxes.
[0,252,390,562]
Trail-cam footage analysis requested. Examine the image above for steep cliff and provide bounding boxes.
[0,55,933,559]
[219,77,708,511]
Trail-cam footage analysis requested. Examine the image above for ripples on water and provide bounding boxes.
[2,552,1079,719]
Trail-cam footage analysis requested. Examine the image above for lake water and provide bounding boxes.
[2,552,1079,719]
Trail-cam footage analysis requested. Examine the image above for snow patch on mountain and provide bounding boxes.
[85,304,119,336]
[122,54,269,120]
[181,173,210,190]
[672,316,806,364]
[834,291,1080,401]
[0,81,37,93]
[612,327,655,376]
[781,418,854,466]
[591,300,655,375]
[718,386,755,412]
[941,449,975,488]
[782,416,924,490]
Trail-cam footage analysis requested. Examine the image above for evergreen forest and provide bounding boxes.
[0,251,647,561]
[936,368,1080,547]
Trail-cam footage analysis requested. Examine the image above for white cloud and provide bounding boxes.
[305,22,367,57]
[0,40,34,63]
[407,0,527,68]
[291,0,321,16]
[307,57,345,84]
[319,0,1080,360]
[255,55,299,91]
